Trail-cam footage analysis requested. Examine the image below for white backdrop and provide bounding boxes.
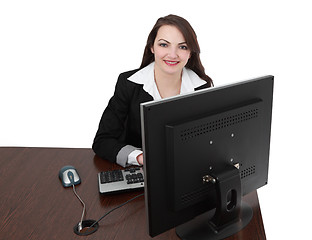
[1,0,311,239]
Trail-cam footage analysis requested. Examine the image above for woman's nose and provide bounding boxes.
[167,47,178,59]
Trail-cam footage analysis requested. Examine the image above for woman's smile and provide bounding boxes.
[164,60,180,66]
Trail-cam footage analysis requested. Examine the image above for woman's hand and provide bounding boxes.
[137,153,144,165]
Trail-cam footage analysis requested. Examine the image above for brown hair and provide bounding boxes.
[140,14,213,86]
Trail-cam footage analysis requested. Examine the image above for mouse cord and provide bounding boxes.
[89,193,144,228]
[72,184,86,231]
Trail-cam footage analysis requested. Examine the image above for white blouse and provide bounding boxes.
[128,62,207,100]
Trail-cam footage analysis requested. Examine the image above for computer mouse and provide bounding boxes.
[59,165,81,187]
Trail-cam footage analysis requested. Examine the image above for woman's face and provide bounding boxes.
[151,25,191,77]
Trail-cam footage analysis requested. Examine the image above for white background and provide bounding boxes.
[1,0,311,239]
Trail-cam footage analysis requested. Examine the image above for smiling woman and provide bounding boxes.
[151,25,192,98]
[92,14,213,167]
[141,14,213,84]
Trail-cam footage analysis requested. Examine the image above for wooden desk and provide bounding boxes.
[0,147,266,239]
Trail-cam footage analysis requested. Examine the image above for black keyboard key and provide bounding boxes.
[127,179,134,184]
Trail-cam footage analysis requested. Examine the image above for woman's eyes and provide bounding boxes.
[158,43,188,50]
[179,45,188,50]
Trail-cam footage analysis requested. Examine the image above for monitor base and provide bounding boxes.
[176,201,253,240]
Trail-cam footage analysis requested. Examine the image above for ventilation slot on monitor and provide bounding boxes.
[240,165,256,179]
[180,186,210,207]
[180,108,258,142]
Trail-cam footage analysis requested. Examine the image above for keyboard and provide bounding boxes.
[98,167,144,194]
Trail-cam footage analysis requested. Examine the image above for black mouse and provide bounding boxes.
[59,165,81,187]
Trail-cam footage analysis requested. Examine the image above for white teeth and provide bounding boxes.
[166,61,178,64]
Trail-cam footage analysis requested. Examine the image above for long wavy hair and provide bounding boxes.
[140,14,213,86]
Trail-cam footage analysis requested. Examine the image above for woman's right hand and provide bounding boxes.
[137,153,144,165]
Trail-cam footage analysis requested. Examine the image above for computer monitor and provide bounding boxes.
[140,75,274,239]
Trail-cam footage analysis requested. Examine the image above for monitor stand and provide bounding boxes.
[176,165,253,240]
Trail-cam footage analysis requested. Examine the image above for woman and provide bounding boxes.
[92,14,213,167]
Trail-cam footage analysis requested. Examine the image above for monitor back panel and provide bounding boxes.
[141,75,274,237]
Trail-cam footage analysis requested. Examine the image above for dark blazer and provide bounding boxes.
[92,69,210,164]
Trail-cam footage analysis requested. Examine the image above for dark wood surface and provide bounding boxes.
[0,147,266,239]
